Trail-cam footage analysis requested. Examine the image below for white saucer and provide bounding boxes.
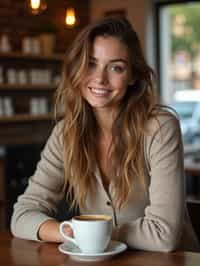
[58,240,127,262]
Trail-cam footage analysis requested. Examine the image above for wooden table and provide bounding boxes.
[0,231,200,266]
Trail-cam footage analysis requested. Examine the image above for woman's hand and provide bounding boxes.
[38,220,73,242]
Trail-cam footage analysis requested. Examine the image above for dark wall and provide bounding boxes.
[5,143,44,223]
[0,0,89,52]
[5,144,78,225]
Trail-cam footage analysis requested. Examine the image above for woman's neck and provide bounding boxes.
[93,108,116,138]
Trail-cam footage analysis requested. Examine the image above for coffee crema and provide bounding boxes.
[74,215,112,221]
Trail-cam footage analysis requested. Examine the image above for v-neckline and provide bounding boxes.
[95,166,118,227]
[95,166,112,195]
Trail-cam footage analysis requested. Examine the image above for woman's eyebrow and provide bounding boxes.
[89,56,128,64]
[109,59,128,64]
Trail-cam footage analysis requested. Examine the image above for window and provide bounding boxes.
[155,0,200,144]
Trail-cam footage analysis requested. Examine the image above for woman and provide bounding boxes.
[11,17,199,252]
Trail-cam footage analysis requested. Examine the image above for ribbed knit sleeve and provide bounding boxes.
[117,115,185,252]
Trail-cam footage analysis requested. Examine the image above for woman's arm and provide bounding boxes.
[11,121,67,241]
[38,220,73,242]
[116,115,185,252]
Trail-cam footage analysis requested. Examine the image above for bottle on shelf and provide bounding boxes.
[0,34,11,53]
[7,69,17,84]
[3,97,14,116]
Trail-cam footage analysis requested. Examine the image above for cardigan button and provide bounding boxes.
[106,201,111,206]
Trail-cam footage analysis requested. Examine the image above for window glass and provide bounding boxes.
[159,2,200,144]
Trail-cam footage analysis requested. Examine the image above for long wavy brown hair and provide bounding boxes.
[55,17,160,209]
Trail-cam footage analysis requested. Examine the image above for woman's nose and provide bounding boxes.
[93,67,108,84]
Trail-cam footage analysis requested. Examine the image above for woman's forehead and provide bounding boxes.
[90,36,130,61]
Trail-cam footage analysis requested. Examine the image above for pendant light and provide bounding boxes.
[26,0,47,15]
[65,7,77,27]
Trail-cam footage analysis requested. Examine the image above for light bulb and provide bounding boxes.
[31,0,40,9]
[65,8,76,27]
[26,0,47,15]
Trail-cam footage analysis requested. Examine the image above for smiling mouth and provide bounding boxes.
[88,87,111,96]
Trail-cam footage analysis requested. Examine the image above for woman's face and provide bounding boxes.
[81,36,133,112]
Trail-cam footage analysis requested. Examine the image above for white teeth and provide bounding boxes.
[90,87,110,95]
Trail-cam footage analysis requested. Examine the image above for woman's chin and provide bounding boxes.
[87,100,111,109]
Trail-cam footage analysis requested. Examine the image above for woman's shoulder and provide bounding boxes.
[53,119,65,134]
[145,106,181,137]
[48,119,65,145]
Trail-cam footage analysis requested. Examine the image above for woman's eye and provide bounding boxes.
[110,65,125,73]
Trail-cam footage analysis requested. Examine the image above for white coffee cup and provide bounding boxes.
[59,214,113,254]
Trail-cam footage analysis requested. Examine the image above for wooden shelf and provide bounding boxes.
[0,50,62,145]
[0,113,55,123]
[0,52,64,61]
[0,84,56,90]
